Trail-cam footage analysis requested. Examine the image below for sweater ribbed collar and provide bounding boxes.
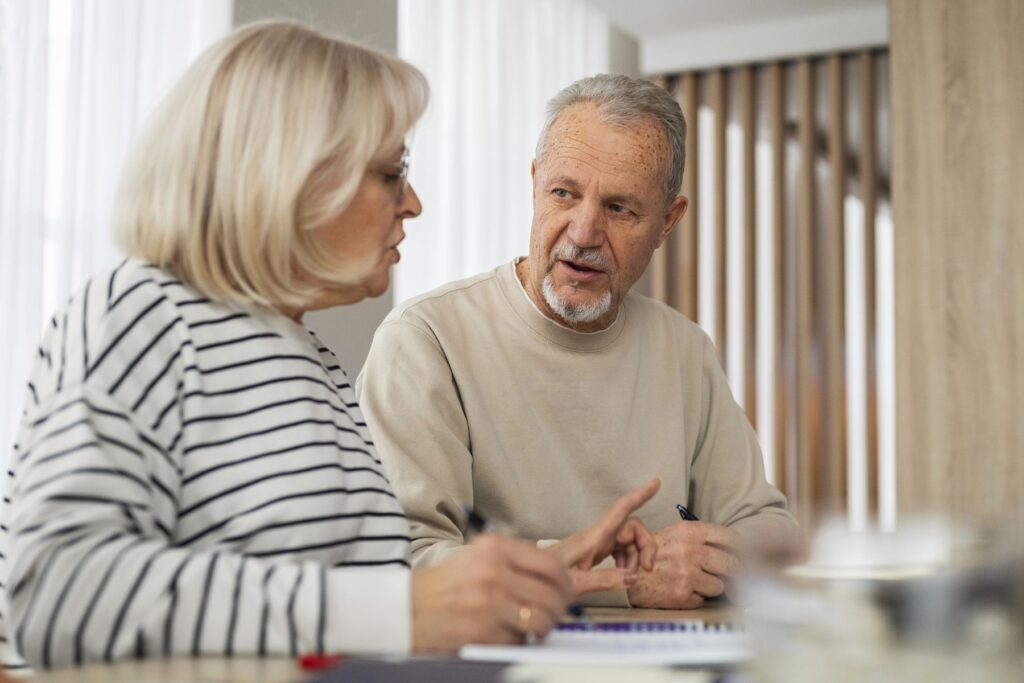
[497,258,627,352]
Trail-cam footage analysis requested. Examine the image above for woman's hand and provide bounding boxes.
[411,534,573,653]
[546,479,661,595]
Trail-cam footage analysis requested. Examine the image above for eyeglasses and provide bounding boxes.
[375,147,410,202]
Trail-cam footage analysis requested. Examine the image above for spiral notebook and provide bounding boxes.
[460,620,751,667]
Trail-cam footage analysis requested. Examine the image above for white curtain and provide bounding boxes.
[395,0,610,303]
[0,0,232,467]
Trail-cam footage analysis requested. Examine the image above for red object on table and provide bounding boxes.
[298,654,346,671]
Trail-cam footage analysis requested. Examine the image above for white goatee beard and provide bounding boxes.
[541,273,612,325]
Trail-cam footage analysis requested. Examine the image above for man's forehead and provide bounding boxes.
[542,104,667,184]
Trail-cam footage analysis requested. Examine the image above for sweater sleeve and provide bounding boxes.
[356,319,473,568]
[689,334,799,548]
[3,282,410,669]
[5,381,410,669]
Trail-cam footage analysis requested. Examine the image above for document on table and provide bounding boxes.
[460,620,751,667]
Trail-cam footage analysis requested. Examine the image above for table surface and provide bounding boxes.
[22,606,734,682]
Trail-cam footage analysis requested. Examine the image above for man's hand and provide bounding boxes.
[411,534,573,653]
[626,521,739,609]
[547,479,660,595]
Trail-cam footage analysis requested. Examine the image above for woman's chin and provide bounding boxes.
[361,270,392,299]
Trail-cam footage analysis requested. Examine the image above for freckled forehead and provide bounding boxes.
[541,103,668,188]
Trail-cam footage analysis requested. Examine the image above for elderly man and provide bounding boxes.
[357,74,797,608]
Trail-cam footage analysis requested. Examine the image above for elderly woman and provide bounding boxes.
[0,22,658,669]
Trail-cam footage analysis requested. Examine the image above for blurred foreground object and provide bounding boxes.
[740,516,1024,682]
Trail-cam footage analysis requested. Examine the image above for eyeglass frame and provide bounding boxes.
[372,147,410,203]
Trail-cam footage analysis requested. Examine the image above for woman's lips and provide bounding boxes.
[389,236,405,262]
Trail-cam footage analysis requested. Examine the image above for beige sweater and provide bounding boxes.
[358,260,796,578]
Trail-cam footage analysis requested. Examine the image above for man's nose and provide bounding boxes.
[566,200,606,248]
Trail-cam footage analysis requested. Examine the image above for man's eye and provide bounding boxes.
[609,203,630,214]
[552,188,570,199]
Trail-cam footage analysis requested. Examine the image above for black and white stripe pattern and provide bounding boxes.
[0,260,411,669]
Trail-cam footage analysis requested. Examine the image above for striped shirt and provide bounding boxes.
[0,260,412,669]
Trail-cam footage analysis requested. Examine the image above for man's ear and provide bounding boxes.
[657,196,689,247]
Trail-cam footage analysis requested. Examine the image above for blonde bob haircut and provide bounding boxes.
[114,21,429,308]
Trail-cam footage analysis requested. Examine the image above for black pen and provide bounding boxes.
[676,503,700,521]
[463,506,591,628]
[462,506,495,539]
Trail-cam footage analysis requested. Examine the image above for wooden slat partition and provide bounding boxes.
[649,221,670,302]
[824,55,847,512]
[795,59,816,521]
[710,69,728,365]
[679,74,699,321]
[651,50,889,529]
[740,67,757,427]
[768,63,789,494]
[649,76,672,303]
[860,51,879,514]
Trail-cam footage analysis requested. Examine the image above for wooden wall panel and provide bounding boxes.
[708,69,727,365]
[892,0,1024,527]
[768,63,789,497]
[679,74,699,321]
[796,59,816,522]
[740,67,757,427]
[650,76,671,304]
[824,55,846,512]
[709,69,728,365]
[860,51,879,512]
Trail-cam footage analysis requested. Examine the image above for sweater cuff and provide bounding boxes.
[323,567,411,655]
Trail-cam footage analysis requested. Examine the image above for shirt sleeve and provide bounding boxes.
[689,333,799,548]
[356,319,473,568]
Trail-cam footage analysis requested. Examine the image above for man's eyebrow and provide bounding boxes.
[604,192,643,207]
[546,175,582,190]
[545,175,644,207]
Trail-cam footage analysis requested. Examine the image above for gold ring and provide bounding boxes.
[517,605,532,633]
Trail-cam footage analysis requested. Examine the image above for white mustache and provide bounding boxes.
[548,243,611,272]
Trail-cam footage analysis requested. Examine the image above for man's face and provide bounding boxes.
[523,103,687,331]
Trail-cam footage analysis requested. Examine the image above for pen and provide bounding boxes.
[463,506,591,628]
[676,503,700,521]
[462,506,496,539]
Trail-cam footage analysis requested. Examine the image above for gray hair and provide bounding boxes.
[535,74,686,203]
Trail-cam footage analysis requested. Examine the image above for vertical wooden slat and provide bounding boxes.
[710,69,728,365]
[860,51,879,515]
[678,73,700,320]
[768,63,788,498]
[796,59,816,523]
[650,76,671,304]
[650,231,670,302]
[824,55,847,512]
[740,67,757,427]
